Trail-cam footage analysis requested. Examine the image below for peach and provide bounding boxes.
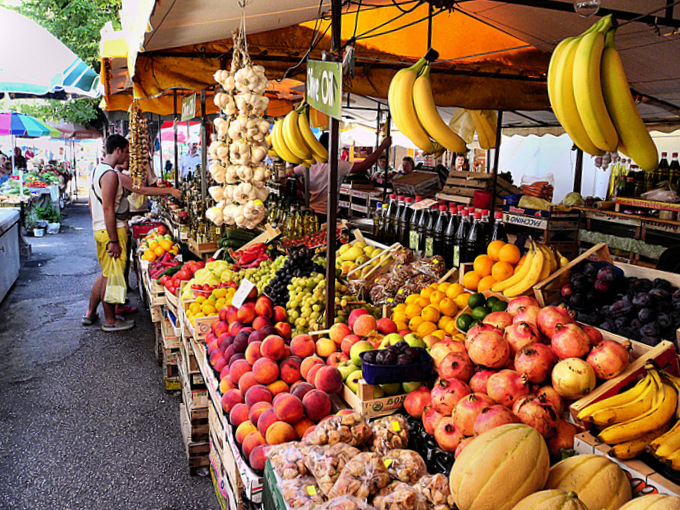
[376,318,398,335]
[223,345,236,363]
[237,302,257,324]
[218,334,234,351]
[212,320,229,337]
[229,359,252,385]
[302,390,332,421]
[300,356,324,380]
[220,377,237,394]
[235,420,257,444]
[352,314,377,337]
[266,380,289,396]
[219,365,230,381]
[238,371,259,395]
[252,317,272,332]
[273,394,304,424]
[348,308,369,330]
[254,296,274,318]
[275,321,292,341]
[245,341,263,365]
[207,339,219,356]
[229,321,245,337]
[272,392,289,407]
[207,331,217,345]
[248,401,272,426]
[232,330,250,353]
[294,418,315,438]
[225,306,239,324]
[329,323,352,346]
[306,364,323,385]
[242,430,266,459]
[315,338,337,358]
[218,307,228,323]
[273,306,288,323]
[221,389,244,414]
[209,347,224,366]
[280,356,302,384]
[248,329,268,345]
[290,334,316,358]
[249,444,267,471]
[252,357,279,384]
[341,334,362,356]
[314,366,343,393]
[245,384,273,407]
[256,407,278,437]
[261,335,286,361]
[265,421,298,445]
[326,352,349,367]
[214,357,227,372]
[290,381,315,401]
[229,403,251,427]
[229,353,245,366]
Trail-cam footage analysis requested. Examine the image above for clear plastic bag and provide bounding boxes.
[304,443,360,496]
[279,476,325,508]
[104,257,126,304]
[370,415,410,456]
[328,452,391,500]
[303,412,373,448]
[414,473,455,509]
[372,481,429,510]
[128,192,146,209]
[267,442,308,479]
[383,449,427,484]
[317,495,376,510]
[520,173,555,202]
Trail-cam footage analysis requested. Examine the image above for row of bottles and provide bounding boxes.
[372,194,507,268]
[267,200,319,239]
[614,152,680,198]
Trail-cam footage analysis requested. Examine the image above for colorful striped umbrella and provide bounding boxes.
[0,112,52,137]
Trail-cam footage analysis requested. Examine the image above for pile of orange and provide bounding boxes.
[462,240,523,291]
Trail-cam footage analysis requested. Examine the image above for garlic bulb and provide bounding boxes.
[250,144,268,164]
[223,185,236,203]
[208,162,227,183]
[208,185,224,202]
[229,140,251,166]
[225,165,240,184]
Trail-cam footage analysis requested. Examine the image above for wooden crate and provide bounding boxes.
[165,288,179,317]
[179,359,209,412]
[180,403,210,475]
[435,192,475,206]
[161,317,180,350]
[153,322,163,365]
[341,381,406,418]
[150,304,163,323]
[165,377,181,391]
[225,422,264,503]
[187,237,218,260]
[142,269,166,307]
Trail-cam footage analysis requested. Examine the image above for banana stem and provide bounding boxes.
[604,28,616,48]
[418,64,431,79]
[410,57,428,73]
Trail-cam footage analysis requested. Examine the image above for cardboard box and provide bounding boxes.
[392,171,441,196]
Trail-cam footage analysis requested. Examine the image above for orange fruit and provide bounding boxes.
[499,244,521,264]
[429,290,445,305]
[405,303,423,320]
[416,321,438,338]
[432,329,447,341]
[439,297,458,317]
[487,240,506,262]
[160,239,173,251]
[409,316,425,332]
[392,310,407,324]
[445,320,459,335]
[417,297,430,309]
[454,292,471,309]
[445,283,464,300]
[438,315,453,330]
[420,286,434,300]
[422,305,441,323]
[395,320,409,331]
[492,261,514,282]
[437,282,452,293]
[153,246,165,257]
[462,271,482,291]
[405,294,420,305]
[478,275,497,292]
[473,255,494,277]
[148,241,159,250]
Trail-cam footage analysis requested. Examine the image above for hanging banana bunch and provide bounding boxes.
[271,105,329,167]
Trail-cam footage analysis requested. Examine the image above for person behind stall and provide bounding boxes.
[179,136,201,180]
[394,156,415,178]
[292,133,392,223]
[164,160,173,179]
[0,157,10,185]
[370,154,395,181]
[453,153,468,172]
[12,147,27,171]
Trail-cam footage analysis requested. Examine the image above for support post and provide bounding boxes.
[574,148,584,193]
[384,109,391,203]
[489,110,503,223]
[200,89,208,202]
[173,90,179,187]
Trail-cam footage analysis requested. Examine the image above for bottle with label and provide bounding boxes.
[378,203,389,241]
[433,205,448,257]
[659,152,670,184]
[466,212,485,262]
[453,209,470,267]
[443,204,459,267]
[415,203,431,255]
[394,195,407,244]
[409,198,424,251]
[372,202,383,239]
[383,194,397,243]
[420,205,438,256]
[670,153,680,189]
[490,211,508,242]
[481,209,491,246]
[398,197,414,247]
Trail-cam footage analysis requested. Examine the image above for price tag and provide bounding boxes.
[231,279,256,309]
[306,486,317,496]
[176,254,183,262]
[384,459,393,468]
[392,421,401,432]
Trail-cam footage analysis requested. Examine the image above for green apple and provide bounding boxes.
[346,370,363,393]
[401,381,422,393]
[380,382,402,396]
[337,360,360,381]
[404,333,426,349]
[372,385,385,398]
[378,333,404,349]
[350,340,375,366]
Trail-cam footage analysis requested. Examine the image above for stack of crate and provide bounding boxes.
[160,314,181,391]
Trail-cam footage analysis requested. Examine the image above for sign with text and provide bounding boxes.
[232,279,256,309]
[306,60,342,120]
[181,94,196,121]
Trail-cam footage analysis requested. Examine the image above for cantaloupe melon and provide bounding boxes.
[511,490,588,510]
[545,454,631,510]
[450,423,550,510]
[617,494,680,510]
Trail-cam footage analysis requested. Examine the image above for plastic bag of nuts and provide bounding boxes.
[383,449,427,484]
[328,452,391,500]
[304,443,361,497]
[370,414,410,455]
[303,412,373,448]
[413,473,456,509]
[266,442,308,479]
[372,481,428,510]
[279,476,326,508]
[317,495,376,510]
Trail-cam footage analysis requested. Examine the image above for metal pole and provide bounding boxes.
[200,90,208,202]
[156,114,162,180]
[574,148,584,193]
[324,0,342,330]
[489,110,503,223]
[427,3,434,49]
[304,166,310,208]
[384,109,391,203]
[173,90,179,187]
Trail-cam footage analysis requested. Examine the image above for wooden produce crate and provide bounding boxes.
[150,304,163,323]
[179,358,208,412]
[180,402,210,475]
[165,287,179,317]
[210,447,245,510]
[187,237,218,260]
[342,380,407,419]
[153,322,163,365]
[615,197,680,220]
[181,297,218,341]
[142,268,166,307]
[225,423,264,503]
[161,316,180,350]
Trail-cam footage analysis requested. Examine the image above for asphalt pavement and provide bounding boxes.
[0,199,218,510]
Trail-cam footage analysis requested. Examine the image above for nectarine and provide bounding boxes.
[265,421,298,445]
[252,357,279,384]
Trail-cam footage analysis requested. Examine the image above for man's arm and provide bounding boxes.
[350,137,392,173]
[118,172,181,200]
[100,171,122,258]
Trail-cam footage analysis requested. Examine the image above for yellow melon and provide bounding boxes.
[546,454,631,510]
[449,424,550,510]
[511,490,588,510]
[617,494,680,510]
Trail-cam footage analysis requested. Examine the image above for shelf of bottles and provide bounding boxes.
[266,198,320,241]
[180,167,220,245]
[611,152,680,200]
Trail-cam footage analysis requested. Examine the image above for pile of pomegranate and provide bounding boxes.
[403,296,631,458]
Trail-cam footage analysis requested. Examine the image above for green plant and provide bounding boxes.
[24,207,37,230]
[34,204,64,223]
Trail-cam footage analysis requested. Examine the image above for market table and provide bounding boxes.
[0,207,21,303]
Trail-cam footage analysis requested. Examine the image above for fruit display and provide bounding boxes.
[337,241,386,277]
[264,249,324,306]
[230,242,271,270]
[139,229,180,262]
[454,292,508,334]
[270,105,329,166]
[547,15,657,170]
[148,253,181,281]
[160,260,206,296]
[216,227,260,253]
[128,100,149,190]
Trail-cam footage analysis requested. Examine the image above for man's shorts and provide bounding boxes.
[94,227,128,277]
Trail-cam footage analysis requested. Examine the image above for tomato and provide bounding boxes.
[157,225,166,235]
[206,258,215,263]
[177,270,190,281]
[202,283,211,291]
[159,275,169,285]
[191,284,201,290]
[196,261,206,269]
[168,285,177,295]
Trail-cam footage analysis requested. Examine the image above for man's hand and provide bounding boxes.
[108,242,122,259]
[169,188,182,200]
[381,136,392,149]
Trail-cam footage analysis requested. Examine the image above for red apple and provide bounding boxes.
[340,334,361,356]
[326,352,349,367]
[376,318,398,335]
[348,308,369,330]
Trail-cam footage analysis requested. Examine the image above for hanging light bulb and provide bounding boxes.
[574,0,600,17]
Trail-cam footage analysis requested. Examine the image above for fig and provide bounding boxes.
[640,336,659,346]
[632,293,652,308]
[599,320,614,332]
[638,307,655,324]
[613,317,630,330]
[658,313,673,330]
[640,323,660,338]
[363,351,378,364]
[653,278,673,290]
[650,288,672,301]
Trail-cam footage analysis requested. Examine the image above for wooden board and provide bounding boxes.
[341,381,406,418]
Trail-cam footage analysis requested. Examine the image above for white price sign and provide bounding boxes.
[231,279,256,309]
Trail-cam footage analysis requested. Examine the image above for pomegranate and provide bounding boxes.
[438,352,475,382]
[430,339,467,368]
[470,369,497,394]
[512,305,541,327]
[430,378,471,415]
[535,385,564,414]
[455,437,474,459]
[515,343,558,383]
[505,321,542,356]
[403,387,431,419]
[422,405,444,435]
[551,323,591,359]
[465,323,502,350]
[467,331,510,369]
[473,404,520,436]
[547,419,578,458]
[586,340,630,380]
[452,393,495,436]
[434,417,465,452]
[513,397,558,439]
[487,369,530,408]
[552,358,596,399]
[581,324,603,346]
[507,296,540,315]
[537,306,573,339]
[482,311,513,330]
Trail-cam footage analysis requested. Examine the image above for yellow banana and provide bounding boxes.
[388,58,436,153]
[610,420,671,460]
[536,244,553,283]
[470,110,493,150]
[601,29,658,171]
[503,242,546,298]
[492,243,535,293]
[265,133,279,159]
[590,375,657,427]
[649,420,680,458]
[578,373,653,421]
[547,37,575,124]
[298,107,328,163]
[282,110,313,161]
[598,376,677,445]
[413,65,466,153]
[572,15,619,152]
[547,246,558,273]
[665,449,680,470]
[271,120,302,165]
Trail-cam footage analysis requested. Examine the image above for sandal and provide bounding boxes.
[115,305,138,315]
[82,313,99,326]
[102,319,135,332]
